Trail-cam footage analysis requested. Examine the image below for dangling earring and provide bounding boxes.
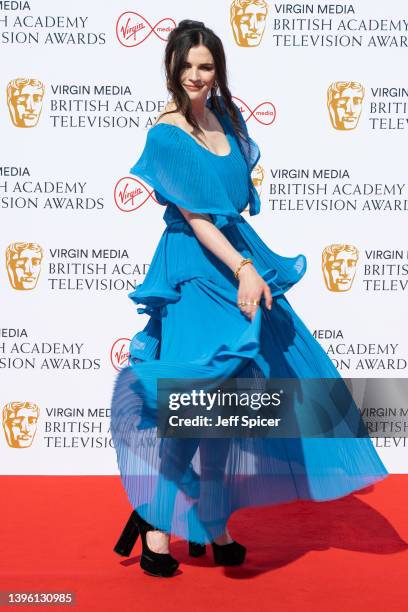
[210,80,219,108]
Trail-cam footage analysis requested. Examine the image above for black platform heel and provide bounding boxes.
[113,510,179,577]
[211,540,246,566]
[186,507,246,563]
[114,511,207,559]
[135,511,179,577]
[186,503,207,558]
[188,541,207,557]
[113,510,139,557]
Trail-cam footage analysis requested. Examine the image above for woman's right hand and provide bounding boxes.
[237,264,273,321]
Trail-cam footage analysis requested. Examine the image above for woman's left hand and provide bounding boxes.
[237,264,273,321]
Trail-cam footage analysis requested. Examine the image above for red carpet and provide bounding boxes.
[1,475,407,611]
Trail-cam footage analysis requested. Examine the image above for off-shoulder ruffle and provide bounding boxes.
[128,95,261,226]
[129,123,243,221]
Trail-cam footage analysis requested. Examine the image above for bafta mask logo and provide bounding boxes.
[322,244,359,292]
[252,164,265,193]
[2,402,40,448]
[7,78,45,127]
[327,82,365,130]
[230,0,269,47]
[6,242,44,290]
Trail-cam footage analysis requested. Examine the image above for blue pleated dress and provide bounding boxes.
[110,95,388,544]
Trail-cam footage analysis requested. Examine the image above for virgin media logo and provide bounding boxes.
[232,96,276,125]
[114,177,158,213]
[110,338,131,371]
[116,12,176,47]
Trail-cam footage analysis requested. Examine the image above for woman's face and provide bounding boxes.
[178,45,216,101]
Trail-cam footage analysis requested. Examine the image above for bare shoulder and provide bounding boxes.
[153,100,186,128]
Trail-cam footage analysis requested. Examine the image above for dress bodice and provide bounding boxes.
[151,118,250,228]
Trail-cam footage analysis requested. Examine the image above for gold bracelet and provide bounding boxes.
[234,257,253,279]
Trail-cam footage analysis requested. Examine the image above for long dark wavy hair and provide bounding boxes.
[158,19,246,142]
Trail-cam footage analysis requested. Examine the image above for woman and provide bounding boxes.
[110,19,388,577]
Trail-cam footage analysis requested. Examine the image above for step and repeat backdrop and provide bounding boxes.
[1,0,407,474]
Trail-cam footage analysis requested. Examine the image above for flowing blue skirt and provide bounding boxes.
[110,274,389,545]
